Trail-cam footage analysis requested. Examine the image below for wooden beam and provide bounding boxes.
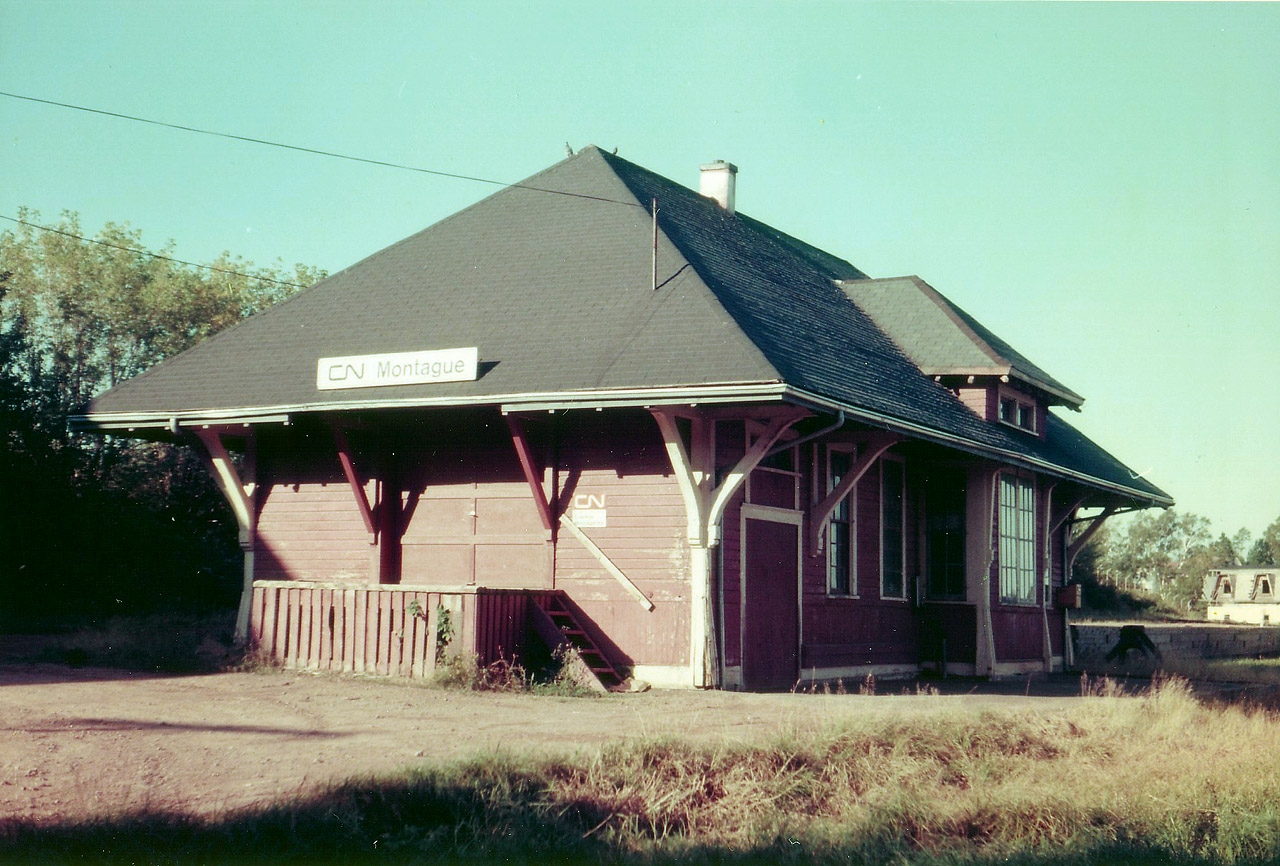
[1066,504,1118,574]
[331,425,376,537]
[705,412,806,539]
[559,514,655,610]
[806,433,901,555]
[193,428,253,537]
[1051,492,1089,535]
[650,409,706,544]
[506,415,554,532]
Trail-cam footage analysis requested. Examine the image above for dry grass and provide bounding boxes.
[4,677,1280,864]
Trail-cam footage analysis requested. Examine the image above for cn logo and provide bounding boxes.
[326,363,366,383]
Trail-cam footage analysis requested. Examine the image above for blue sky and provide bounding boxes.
[2,1,1277,538]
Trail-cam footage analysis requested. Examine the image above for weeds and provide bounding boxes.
[430,645,602,697]
[7,677,1280,864]
[27,611,240,673]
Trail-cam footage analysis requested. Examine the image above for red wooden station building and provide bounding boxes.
[73,148,1171,689]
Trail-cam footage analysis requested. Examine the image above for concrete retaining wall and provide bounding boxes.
[1071,620,1280,668]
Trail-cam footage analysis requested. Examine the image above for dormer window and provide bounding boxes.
[998,389,1037,434]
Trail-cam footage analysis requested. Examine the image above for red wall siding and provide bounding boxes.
[254,443,374,583]
[957,386,991,419]
[399,441,550,588]
[552,413,691,668]
[801,459,918,669]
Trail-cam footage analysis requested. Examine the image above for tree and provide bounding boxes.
[1247,538,1276,567]
[0,210,324,626]
[1261,516,1280,567]
[1096,509,1212,607]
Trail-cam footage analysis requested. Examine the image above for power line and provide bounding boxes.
[0,213,312,290]
[0,90,645,210]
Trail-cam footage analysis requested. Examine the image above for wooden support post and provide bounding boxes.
[1041,481,1058,670]
[978,467,1000,678]
[651,407,805,688]
[193,428,258,641]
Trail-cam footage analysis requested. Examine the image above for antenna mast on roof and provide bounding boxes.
[651,197,658,291]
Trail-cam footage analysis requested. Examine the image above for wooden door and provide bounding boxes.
[741,511,801,691]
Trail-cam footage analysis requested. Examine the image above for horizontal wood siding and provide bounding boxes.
[956,387,991,420]
[249,583,530,676]
[400,440,551,589]
[553,412,689,668]
[799,459,919,669]
[254,472,374,583]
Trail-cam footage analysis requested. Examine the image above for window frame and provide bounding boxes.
[825,444,858,597]
[996,386,1038,434]
[880,457,907,601]
[998,472,1038,605]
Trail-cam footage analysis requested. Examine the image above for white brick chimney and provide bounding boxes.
[699,160,738,214]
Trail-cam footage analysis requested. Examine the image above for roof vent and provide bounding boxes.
[699,160,738,215]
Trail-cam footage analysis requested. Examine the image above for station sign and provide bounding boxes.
[317,347,478,391]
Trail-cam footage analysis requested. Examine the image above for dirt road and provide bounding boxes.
[0,664,1085,823]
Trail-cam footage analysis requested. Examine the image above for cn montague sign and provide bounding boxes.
[317,347,478,390]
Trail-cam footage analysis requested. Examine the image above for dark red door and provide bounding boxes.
[741,516,800,691]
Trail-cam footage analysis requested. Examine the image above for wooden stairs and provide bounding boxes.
[529,591,626,692]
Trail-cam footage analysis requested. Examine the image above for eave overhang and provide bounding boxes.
[68,381,792,434]
[923,366,1085,409]
[781,386,1173,509]
[72,378,1170,509]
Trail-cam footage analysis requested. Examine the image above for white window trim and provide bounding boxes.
[998,472,1038,605]
[880,456,908,601]
[826,444,858,598]
[996,385,1038,434]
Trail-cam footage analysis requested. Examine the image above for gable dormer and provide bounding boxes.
[838,275,1082,440]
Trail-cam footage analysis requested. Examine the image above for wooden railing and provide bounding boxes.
[248,582,534,678]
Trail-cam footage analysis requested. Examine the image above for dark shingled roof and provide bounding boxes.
[840,276,1085,407]
[76,146,1170,505]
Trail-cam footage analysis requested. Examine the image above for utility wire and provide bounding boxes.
[0,213,312,290]
[0,90,646,209]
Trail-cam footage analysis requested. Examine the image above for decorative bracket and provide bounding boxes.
[331,425,377,538]
[651,408,805,548]
[1066,503,1118,575]
[806,432,901,555]
[193,428,254,543]
[506,415,555,534]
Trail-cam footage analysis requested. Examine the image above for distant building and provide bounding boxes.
[1205,568,1280,625]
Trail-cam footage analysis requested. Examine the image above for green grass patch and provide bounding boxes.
[5,677,1280,864]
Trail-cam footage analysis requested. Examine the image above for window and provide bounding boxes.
[1258,576,1272,598]
[924,468,966,599]
[1221,576,1233,598]
[998,474,1037,604]
[998,390,1037,433]
[881,460,906,599]
[827,449,855,595]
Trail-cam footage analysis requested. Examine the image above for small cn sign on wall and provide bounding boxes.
[317,347,478,391]
[569,493,607,528]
